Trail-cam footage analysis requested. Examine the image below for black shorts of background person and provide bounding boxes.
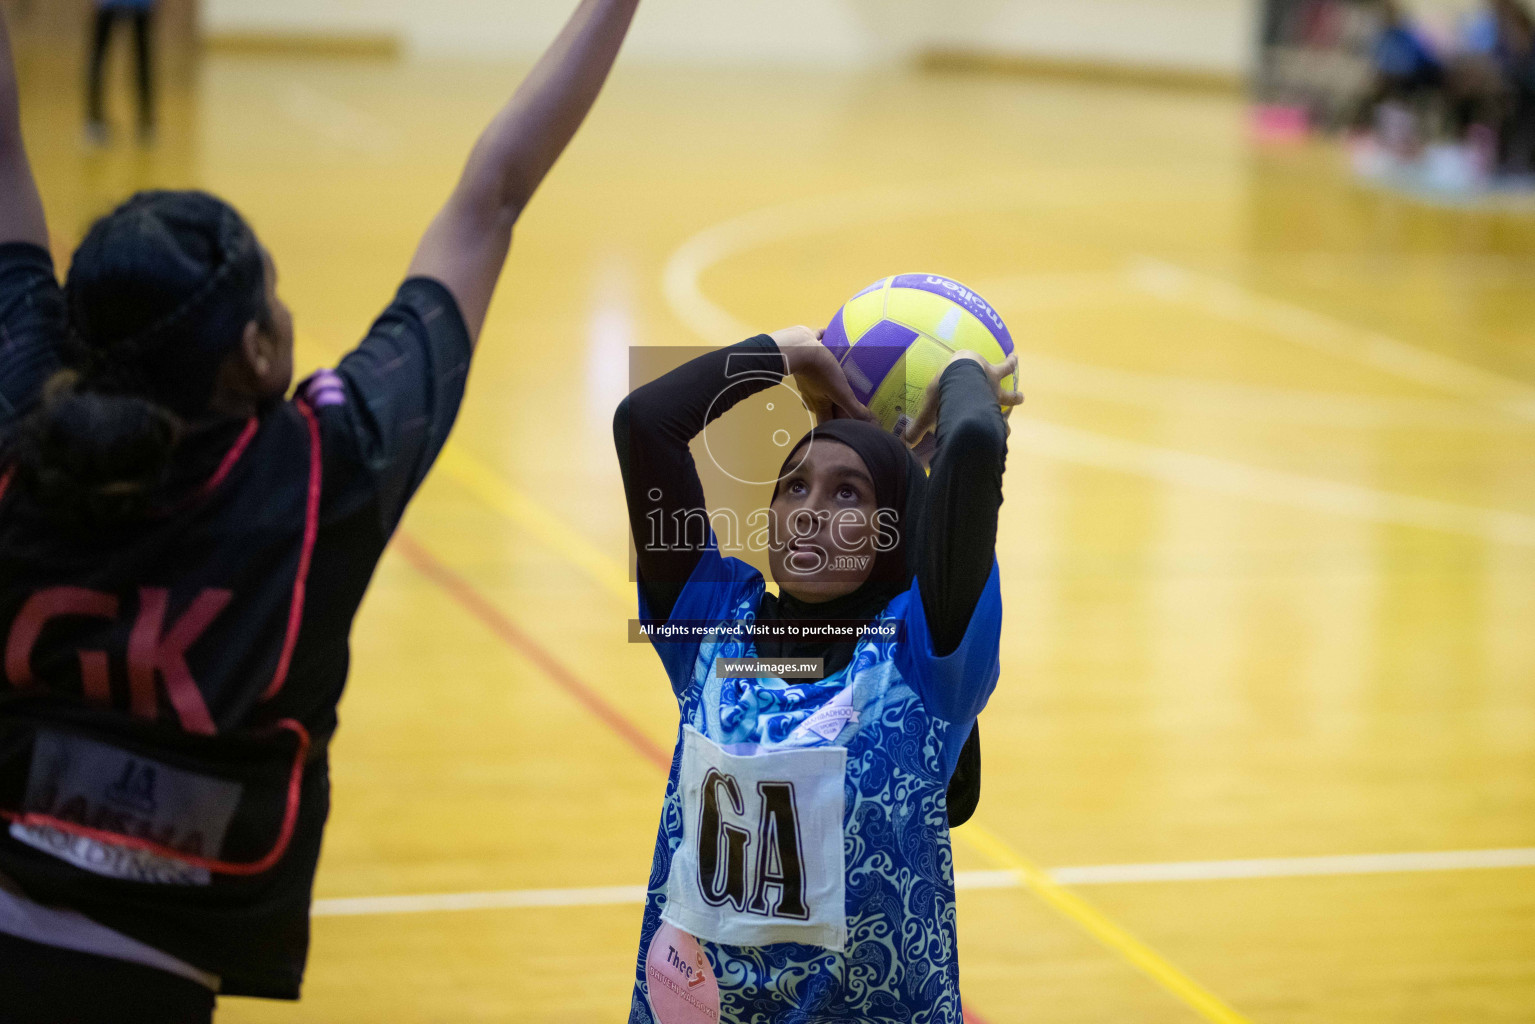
[1440,52,1510,144]
[1503,81,1535,171]
[1444,0,1535,173]
[1492,0,1535,173]
[85,0,156,143]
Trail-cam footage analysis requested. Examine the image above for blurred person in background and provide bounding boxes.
[85,0,157,146]
[1357,0,1446,151]
[1351,0,1535,177]
[1485,0,1535,170]
[1447,0,1535,172]
[1372,0,1445,97]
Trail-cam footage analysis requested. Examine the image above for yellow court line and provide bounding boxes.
[431,441,1258,1024]
[433,444,634,604]
[958,822,1255,1024]
[302,331,1253,1022]
[297,330,633,604]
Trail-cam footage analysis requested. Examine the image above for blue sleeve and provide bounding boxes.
[637,537,764,698]
[899,558,1002,725]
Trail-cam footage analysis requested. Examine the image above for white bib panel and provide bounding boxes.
[663,726,847,951]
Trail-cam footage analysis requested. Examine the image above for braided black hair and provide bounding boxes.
[9,190,269,523]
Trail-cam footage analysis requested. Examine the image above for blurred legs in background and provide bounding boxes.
[1506,83,1535,171]
[85,3,155,145]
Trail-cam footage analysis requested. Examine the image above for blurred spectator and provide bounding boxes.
[85,0,157,146]
[1353,0,1535,176]
[1373,0,1444,98]
[1487,0,1535,170]
[1449,0,1535,172]
[1355,1,1445,153]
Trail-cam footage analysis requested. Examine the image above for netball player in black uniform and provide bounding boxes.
[0,1,639,1018]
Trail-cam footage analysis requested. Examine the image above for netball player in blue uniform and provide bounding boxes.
[0,2,639,1019]
[615,327,1019,1022]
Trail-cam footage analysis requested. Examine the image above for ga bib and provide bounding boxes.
[662,725,847,951]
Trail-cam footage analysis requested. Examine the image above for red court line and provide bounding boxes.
[392,532,671,771]
[393,529,996,1024]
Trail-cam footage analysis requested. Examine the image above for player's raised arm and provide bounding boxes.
[0,9,48,249]
[408,0,640,343]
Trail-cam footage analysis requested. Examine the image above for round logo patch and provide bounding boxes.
[644,921,720,1024]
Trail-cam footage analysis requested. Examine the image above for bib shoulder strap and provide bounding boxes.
[259,400,322,703]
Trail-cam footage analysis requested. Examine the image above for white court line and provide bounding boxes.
[311,848,1535,917]
[663,182,1018,345]
[1046,847,1535,885]
[1014,349,1523,430]
[662,183,1535,423]
[314,884,648,917]
[970,272,1527,430]
[1127,258,1535,422]
[661,188,1535,548]
[1013,417,1535,547]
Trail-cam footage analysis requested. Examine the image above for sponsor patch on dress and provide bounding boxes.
[10,731,242,887]
[644,921,720,1024]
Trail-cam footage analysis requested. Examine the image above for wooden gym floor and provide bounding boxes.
[11,35,1535,1024]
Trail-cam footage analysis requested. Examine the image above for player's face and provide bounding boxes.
[768,439,881,603]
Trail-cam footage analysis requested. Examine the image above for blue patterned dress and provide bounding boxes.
[629,540,1002,1024]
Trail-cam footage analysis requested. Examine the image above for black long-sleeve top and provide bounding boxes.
[613,335,1007,657]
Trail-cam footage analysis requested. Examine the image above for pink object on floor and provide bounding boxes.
[1250,103,1310,142]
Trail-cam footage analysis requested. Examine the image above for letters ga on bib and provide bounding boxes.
[662,726,847,951]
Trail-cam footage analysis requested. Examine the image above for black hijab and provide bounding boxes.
[756,418,926,674]
[755,418,981,826]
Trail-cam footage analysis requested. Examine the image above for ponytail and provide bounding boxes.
[9,369,183,524]
[3,189,266,524]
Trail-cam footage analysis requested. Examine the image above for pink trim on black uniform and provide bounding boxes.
[0,243,473,1004]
